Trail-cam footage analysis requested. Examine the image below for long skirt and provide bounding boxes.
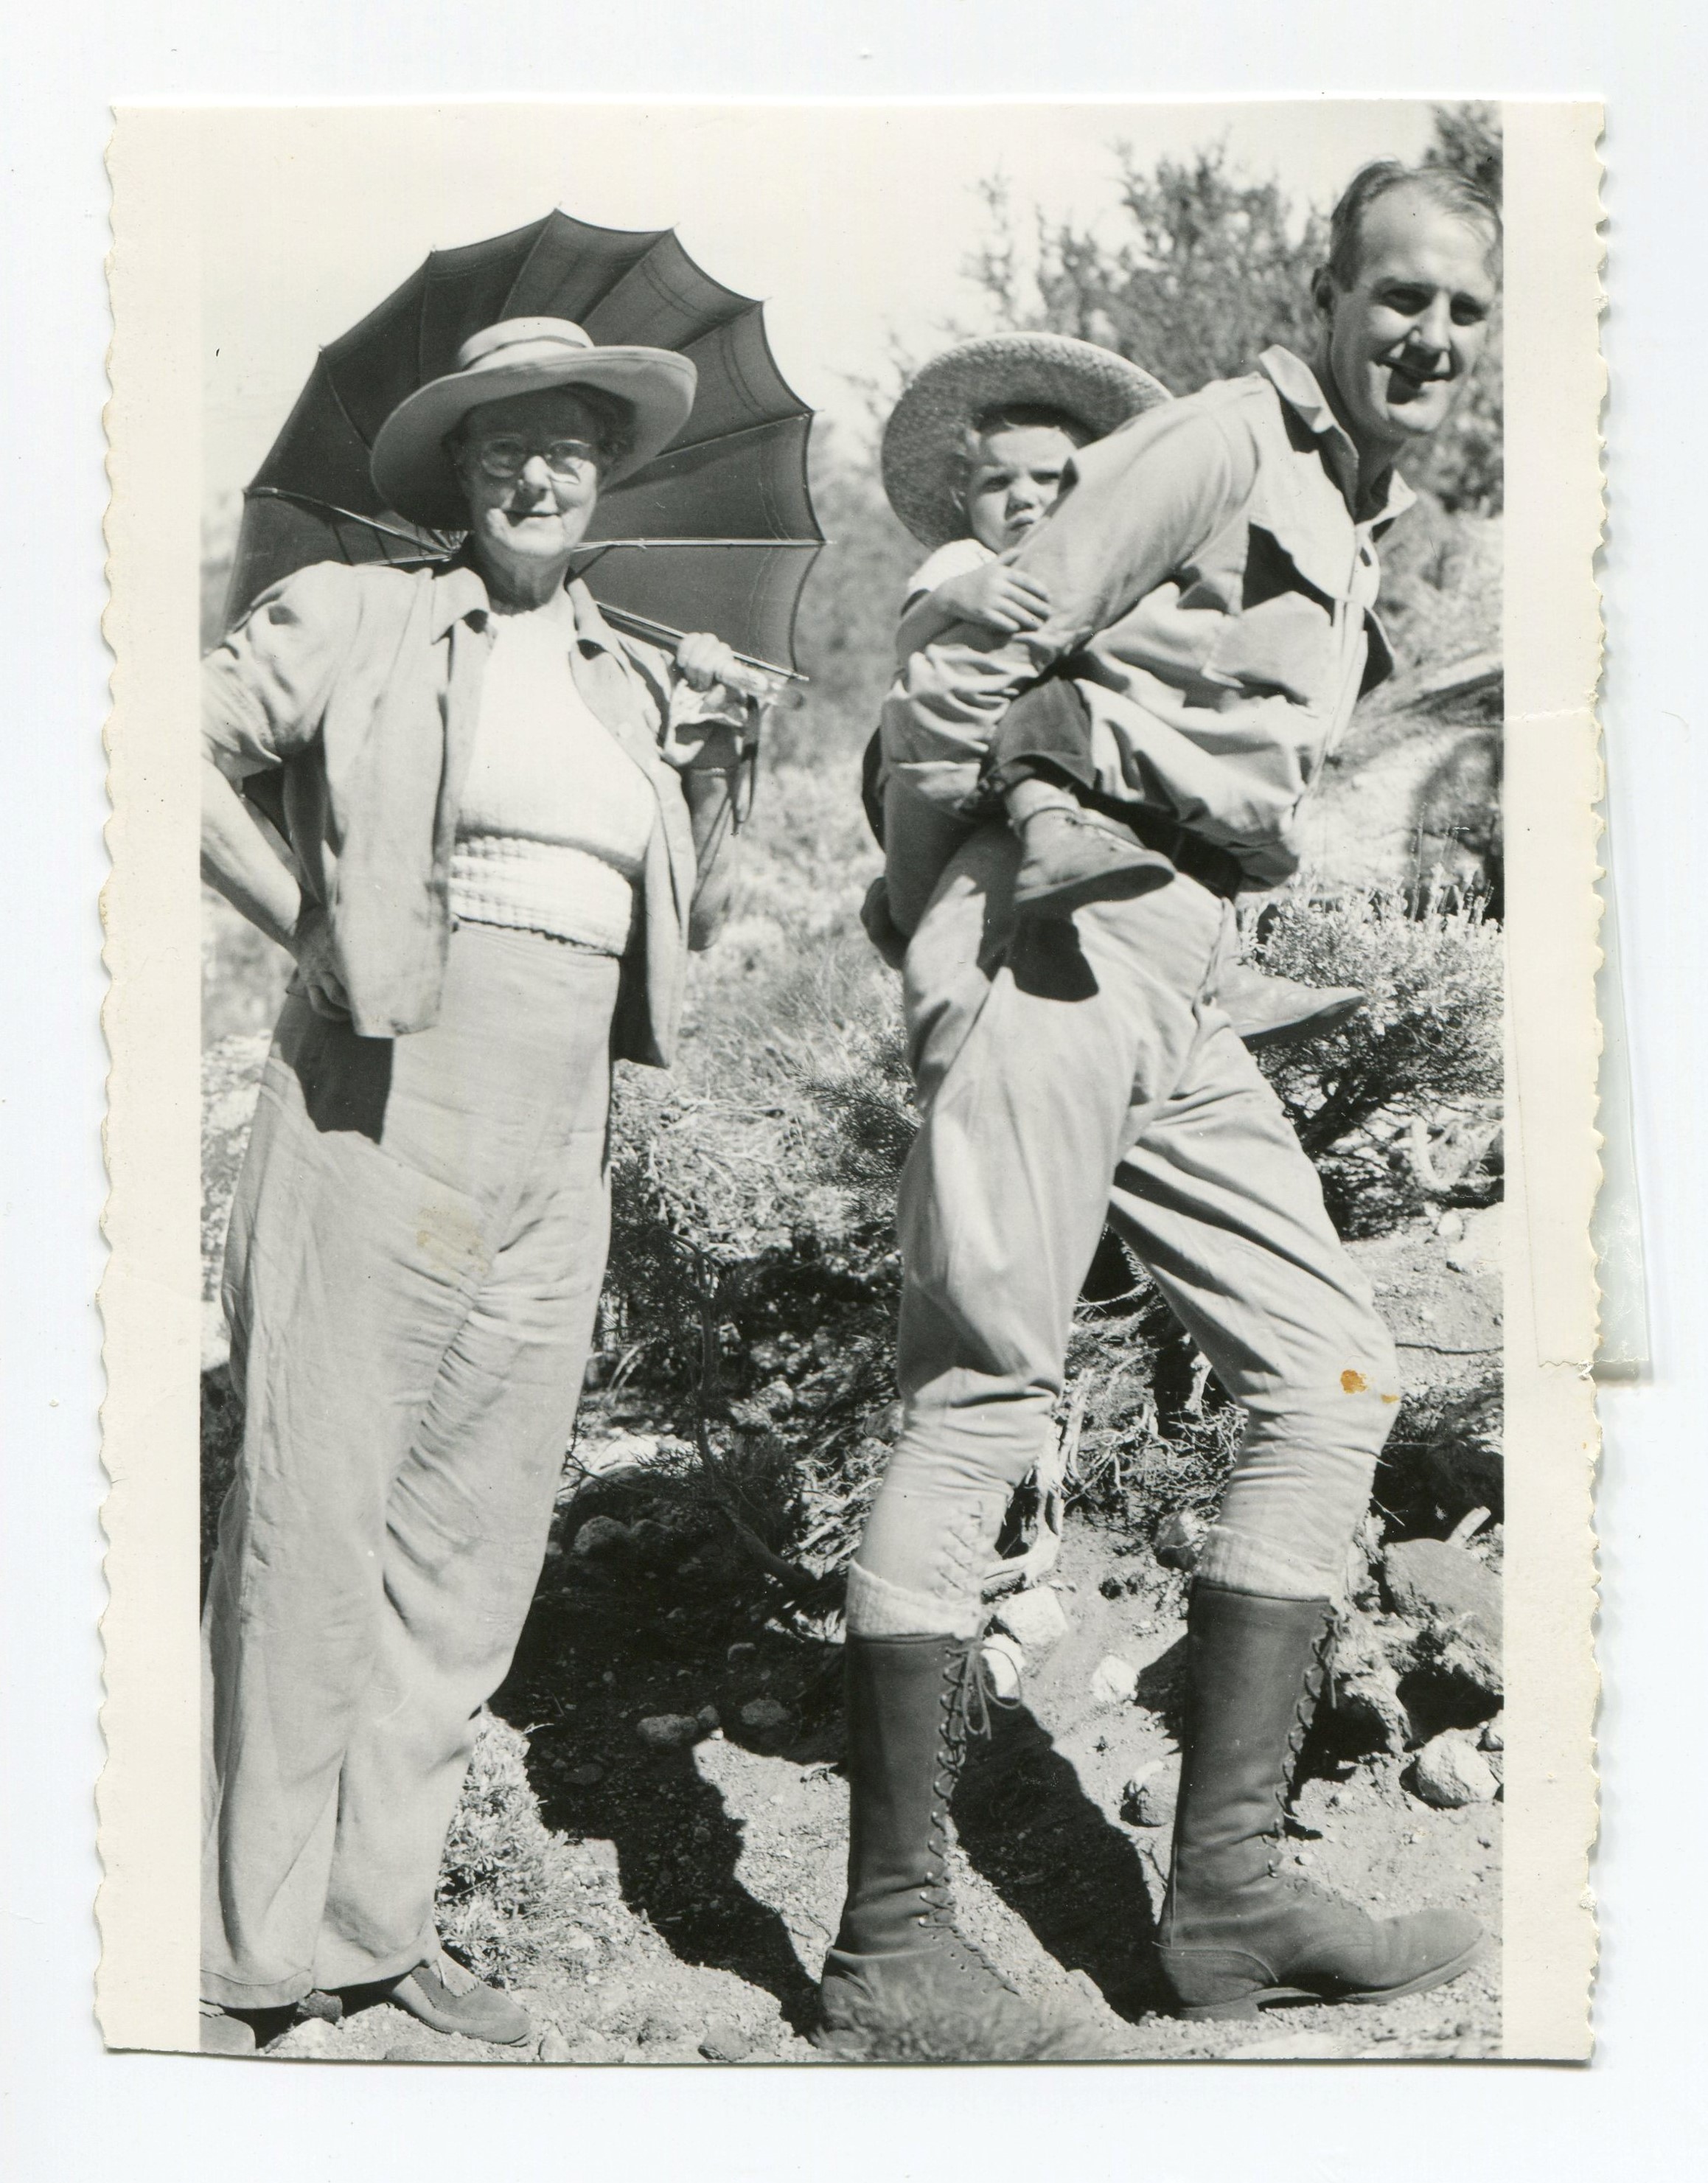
[201,923,619,2008]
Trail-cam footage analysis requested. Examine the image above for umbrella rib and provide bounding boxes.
[650,411,814,462]
[248,487,442,551]
[316,352,381,458]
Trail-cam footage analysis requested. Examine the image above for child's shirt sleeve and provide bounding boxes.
[900,537,995,614]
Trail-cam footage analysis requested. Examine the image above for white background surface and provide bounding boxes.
[2,6,1702,2178]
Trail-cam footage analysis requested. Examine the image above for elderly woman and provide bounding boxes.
[198,320,753,2053]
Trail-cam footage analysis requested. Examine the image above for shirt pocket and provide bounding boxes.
[1195,522,1339,708]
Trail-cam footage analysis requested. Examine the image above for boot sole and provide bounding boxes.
[1174,1936,1488,2022]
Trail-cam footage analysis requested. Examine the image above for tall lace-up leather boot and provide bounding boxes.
[815,1632,1050,2057]
[1154,1583,1486,2020]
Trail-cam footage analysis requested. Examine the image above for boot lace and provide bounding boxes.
[1262,1609,1337,1879]
[916,1642,1020,1994]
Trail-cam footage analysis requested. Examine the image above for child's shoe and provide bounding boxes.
[1009,782,1174,916]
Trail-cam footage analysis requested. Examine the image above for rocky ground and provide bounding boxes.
[237,1420,1502,2069]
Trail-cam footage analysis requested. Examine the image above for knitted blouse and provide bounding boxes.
[448,603,656,955]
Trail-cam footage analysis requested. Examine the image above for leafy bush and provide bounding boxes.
[1249,886,1502,1236]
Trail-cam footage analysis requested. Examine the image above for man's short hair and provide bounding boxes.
[1326,161,1502,289]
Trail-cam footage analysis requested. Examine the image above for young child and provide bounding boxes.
[868,333,1366,1048]
[892,400,1178,916]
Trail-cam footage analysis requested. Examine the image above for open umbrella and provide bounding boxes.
[223,212,823,684]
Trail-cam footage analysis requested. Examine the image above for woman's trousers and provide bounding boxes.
[201,925,618,2009]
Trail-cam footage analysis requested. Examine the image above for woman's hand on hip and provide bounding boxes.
[290,903,352,1020]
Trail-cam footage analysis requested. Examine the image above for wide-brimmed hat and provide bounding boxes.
[881,332,1172,549]
[369,317,698,528]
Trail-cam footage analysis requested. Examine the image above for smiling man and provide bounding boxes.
[821,164,1502,2050]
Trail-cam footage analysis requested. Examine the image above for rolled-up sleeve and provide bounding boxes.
[879,400,1262,805]
[201,564,360,778]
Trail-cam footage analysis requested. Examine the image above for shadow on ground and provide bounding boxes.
[953,1694,1168,2023]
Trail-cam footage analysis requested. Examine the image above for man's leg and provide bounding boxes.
[854,826,1225,1635]
[1108,1020,1484,2015]
[823,831,1225,2049]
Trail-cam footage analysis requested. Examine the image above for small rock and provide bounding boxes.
[576,1431,661,1477]
[637,2008,683,2047]
[1410,1730,1500,1809]
[1154,1509,1207,1572]
[992,1585,1070,1651]
[1233,2030,1345,2059]
[565,2030,621,2064]
[1445,1202,1504,1275]
[271,2016,343,2059]
[696,1705,721,1733]
[698,2016,752,2062]
[981,1634,1025,1702]
[1120,1774,1175,1828]
[635,1713,700,1751]
[628,1518,674,1566]
[1381,1536,1502,1701]
[565,1762,605,1787]
[565,1929,599,1953]
[1325,1607,1416,1755]
[727,1641,757,1665]
[1090,1654,1140,1706]
[739,1697,791,1733]
[572,1515,635,1559]
[1479,1712,1505,1752]
[538,2027,572,2063]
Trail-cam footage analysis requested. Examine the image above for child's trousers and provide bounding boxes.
[846,826,1400,1640]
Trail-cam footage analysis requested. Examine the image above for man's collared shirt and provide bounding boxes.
[880,344,1414,890]
[203,556,742,1062]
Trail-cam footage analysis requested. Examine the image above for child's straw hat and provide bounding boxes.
[881,332,1171,549]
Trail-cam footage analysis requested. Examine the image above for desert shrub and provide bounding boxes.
[598,918,915,1594]
[1249,886,1503,1236]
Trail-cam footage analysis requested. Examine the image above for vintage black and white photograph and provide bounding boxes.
[99,97,1601,2067]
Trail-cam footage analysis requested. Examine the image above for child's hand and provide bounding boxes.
[934,557,1052,637]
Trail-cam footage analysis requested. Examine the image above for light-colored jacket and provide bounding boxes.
[878,346,1412,897]
[203,556,749,1065]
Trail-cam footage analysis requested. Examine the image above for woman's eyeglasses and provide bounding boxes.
[468,437,604,482]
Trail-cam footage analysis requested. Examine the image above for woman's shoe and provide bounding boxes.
[815,1633,1051,2058]
[382,1949,534,2045]
[1154,1583,1485,2020]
